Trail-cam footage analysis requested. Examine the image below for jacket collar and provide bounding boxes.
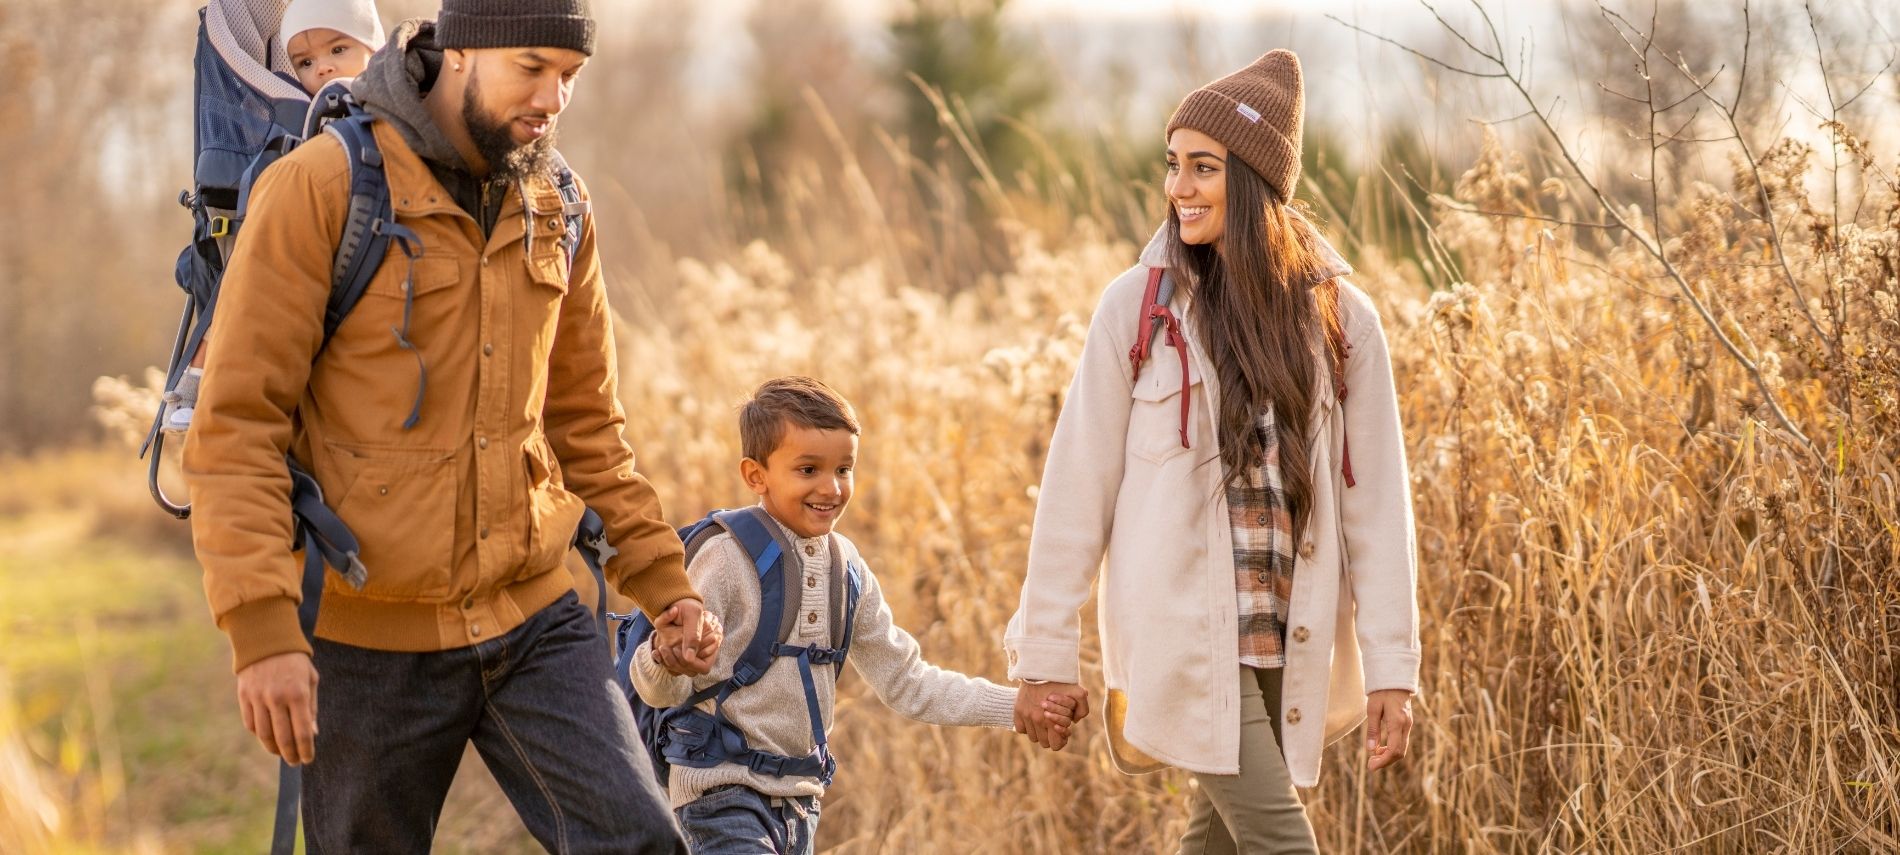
[372,120,566,256]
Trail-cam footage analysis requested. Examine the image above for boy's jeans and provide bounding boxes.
[677,784,822,854]
[302,591,686,854]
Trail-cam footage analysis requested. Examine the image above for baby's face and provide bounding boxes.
[287,27,372,94]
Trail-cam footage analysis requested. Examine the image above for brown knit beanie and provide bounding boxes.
[1166,50,1304,202]
[437,0,595,57]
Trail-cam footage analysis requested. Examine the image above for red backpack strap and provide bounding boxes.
[1127,267,1193,450]
[1127,267,1166,376]
[1325,290,1356,488]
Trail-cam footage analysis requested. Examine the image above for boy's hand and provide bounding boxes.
[1038,692,1079,751]
[652,599,721,676]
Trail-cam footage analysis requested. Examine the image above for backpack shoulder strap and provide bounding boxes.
[546,150,590,272]
[711,508,794,691]
[1320,279,1356,488]
[836,558,864,676]
[1127,266,1169,378]
[322,108,428,429]
[1127,265,1193,451]
[322,111,400,344]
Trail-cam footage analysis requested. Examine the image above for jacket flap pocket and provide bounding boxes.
[1131,344,1201,402]
[370,255,459,299]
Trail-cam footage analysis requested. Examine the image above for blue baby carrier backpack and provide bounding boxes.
[147,3,596,853]
[612,507,865,787]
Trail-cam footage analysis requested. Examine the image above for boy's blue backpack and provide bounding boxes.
[612,507,864,788]
[149,4,592,853]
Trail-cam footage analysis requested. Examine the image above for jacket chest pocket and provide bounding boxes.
[1128,345,1202,465]
[354,255,464,350]
[522,233,571,346]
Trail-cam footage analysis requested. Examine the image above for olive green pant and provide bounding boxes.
[1177,667,1321,854]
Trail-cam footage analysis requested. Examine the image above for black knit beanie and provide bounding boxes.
[436,0,596,57]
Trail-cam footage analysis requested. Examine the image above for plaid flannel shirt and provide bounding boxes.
[1228,405,1296,668]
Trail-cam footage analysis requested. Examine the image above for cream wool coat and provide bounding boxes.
[1005,225,1420,787]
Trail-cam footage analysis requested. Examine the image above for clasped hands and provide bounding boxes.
[1014,681,1088,751]
[650,598,724,676]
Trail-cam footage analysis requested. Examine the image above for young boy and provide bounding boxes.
[632,377,1076,854]
[162,0,386,433]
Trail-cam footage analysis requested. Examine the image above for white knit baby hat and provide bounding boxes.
[280,0,387,52]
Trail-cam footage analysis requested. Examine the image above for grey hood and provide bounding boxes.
[350,18,472,176]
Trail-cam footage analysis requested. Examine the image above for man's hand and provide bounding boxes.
[1014,681,1088,750]
[236,651,319,765]
[1365,689,1414,772]
[651,598,721,676]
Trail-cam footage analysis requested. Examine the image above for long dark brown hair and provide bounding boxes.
[1166,157,1345,540]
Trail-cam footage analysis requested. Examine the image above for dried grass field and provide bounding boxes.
[3,0,1898,852]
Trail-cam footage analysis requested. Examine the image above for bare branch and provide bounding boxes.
[1384,0,1824,456]
[1325,15,1509,78]
[1428,197,1621,230]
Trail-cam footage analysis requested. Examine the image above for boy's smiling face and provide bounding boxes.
[286,27,373,95]
[741,423,857,539]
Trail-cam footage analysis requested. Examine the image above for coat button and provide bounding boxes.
[804,545,816,556]
[1298,540,1316,558]
[480,526,490,539]
[482,343,494,357]
[806,576,817,588]
[478,437,489,450]
[1286,708,1302,725]
[378,486,389,496]
[1257,571,1270,584]
[471,624,482,638]
[1257,513,1268,525]
[807,612,819,624]
[1293,626,1310,643]
[462,596,475,610]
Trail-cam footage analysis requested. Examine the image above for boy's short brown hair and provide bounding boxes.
[740,376,860,463]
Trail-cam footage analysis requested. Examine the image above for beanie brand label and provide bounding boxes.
[1235,103,1262,123]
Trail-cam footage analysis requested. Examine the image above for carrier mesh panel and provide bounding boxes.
[194,0,305,195]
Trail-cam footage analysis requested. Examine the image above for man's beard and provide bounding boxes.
[461,70,557,182]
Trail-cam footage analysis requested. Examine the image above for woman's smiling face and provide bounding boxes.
[1166,127,1228,246]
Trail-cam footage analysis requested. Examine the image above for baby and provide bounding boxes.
[162,0,386,433]
[281,0,386,95]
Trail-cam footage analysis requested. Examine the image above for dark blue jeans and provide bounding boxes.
[676,785,821,854]
[303,592,685,854]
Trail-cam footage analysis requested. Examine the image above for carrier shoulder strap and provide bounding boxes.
[322,110,402,345]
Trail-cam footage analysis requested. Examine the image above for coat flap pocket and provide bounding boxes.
[370,255,460,299]
[1131,344,1201,402]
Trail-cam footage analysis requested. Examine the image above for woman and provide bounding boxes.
[1006,50,1420,852]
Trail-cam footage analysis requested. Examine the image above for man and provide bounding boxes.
[184,1,713,850]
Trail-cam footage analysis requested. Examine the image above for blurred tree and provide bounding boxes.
[888,0,1053,203]
[0,0,186,453]
[726,0,883,250]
